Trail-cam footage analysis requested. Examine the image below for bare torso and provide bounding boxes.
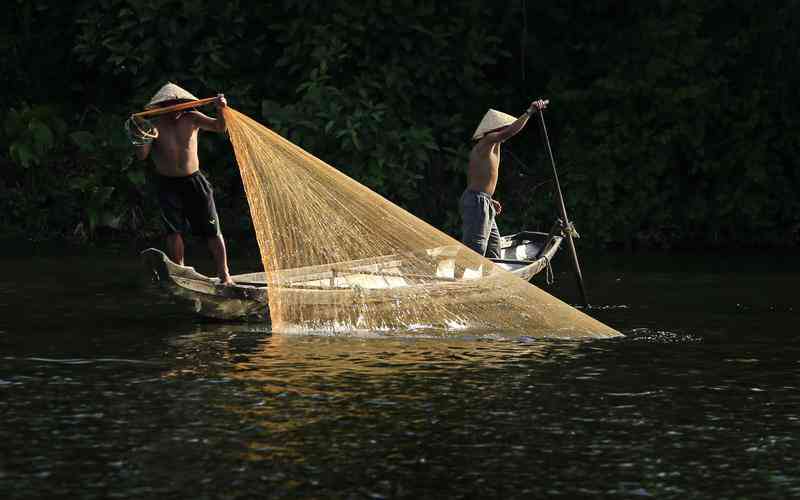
[467,141,502,196]
[150,113,200,177]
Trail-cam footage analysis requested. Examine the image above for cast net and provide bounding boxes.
[222,107,620,338]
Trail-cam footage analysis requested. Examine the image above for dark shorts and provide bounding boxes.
[460,189,500,258]
[156,171,222,238]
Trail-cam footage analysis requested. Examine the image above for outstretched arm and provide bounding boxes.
[481,99,548,144]
[192,94,228,133]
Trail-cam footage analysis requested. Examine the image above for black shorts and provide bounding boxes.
[156,171,222,238]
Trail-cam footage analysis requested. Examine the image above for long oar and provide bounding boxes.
[534,106,589,307]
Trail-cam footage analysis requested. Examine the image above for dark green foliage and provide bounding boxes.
[1,0,797,248]
[262,1,507,228]
[499,0,800,249]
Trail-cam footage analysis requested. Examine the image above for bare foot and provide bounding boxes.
[219,275,235,286]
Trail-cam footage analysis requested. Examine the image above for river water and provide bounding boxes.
[1,247,798,499]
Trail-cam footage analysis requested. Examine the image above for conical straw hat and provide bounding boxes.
[146,82,199,108]
[472,109,519,140]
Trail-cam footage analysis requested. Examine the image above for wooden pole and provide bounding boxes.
[132,96,218,118]
[535,108,590,307]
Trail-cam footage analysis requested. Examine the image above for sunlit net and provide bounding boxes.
[223,107,620,338]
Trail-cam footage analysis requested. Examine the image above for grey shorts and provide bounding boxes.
[460,189,500,258]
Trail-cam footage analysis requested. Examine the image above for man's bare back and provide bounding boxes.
[466,99,549,196]
[467,141,502,196]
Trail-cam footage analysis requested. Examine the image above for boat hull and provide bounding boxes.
[141,231,562,322]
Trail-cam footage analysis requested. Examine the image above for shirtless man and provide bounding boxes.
[461,99,548,258]
[132,82,234,285]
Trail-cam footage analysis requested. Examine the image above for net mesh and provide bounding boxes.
[223,107,620,338]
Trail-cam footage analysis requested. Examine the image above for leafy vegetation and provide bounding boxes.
[1,0,798,249]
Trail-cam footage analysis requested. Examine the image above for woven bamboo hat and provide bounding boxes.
[472,109,518,140]
[146,82,199,109]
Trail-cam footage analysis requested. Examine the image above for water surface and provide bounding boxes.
[1,248,798,498]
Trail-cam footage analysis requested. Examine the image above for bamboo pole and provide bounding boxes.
[535,107,590,307]
[132,96,218,118]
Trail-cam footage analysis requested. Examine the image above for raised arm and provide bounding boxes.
[481,99,548,144]
[192,94,227,133]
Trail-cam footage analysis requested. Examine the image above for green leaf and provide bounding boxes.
[30,122,54,154]
[70,131,96,152]
[10,143,34,168]
[127,170,146,187]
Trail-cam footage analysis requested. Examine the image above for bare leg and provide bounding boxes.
[207,233,234,285]
[166,232,185,265]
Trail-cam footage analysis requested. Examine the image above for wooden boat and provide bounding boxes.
[141,231,562,322]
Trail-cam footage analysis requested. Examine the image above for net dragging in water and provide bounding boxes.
[223,107,620,338]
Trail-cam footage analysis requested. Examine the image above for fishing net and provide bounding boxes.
[124,115,158,146]
[223,107,620,338]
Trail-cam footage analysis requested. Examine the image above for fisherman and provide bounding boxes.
[461,99,548,258]
[130,82,234,285]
